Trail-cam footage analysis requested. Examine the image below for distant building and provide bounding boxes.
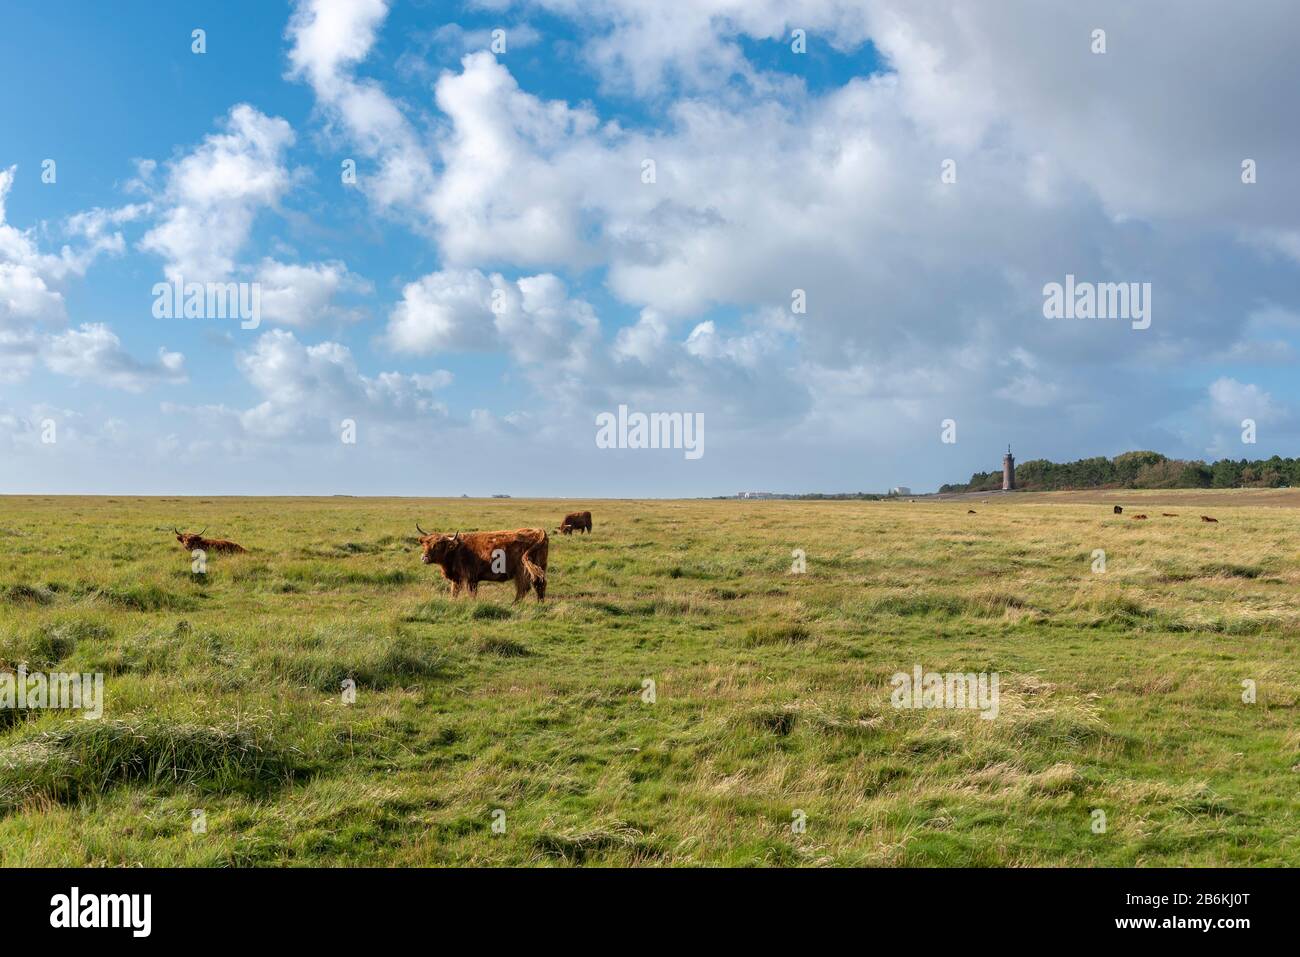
[1002,446,1016,491]
[891,486,912,496]
[737,491,778,499]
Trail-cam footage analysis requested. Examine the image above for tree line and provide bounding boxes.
[940,451,1300,493]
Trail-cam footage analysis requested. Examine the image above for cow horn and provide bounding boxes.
[171,526,181,535]
[416,522,428,536]
[197,527,207,537]
[452,531,461,543]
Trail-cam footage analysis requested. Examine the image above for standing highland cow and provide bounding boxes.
[557,511,593,535]
[416,526,548,601]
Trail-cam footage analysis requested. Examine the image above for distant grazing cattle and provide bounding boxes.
[173,527,246,554]
[1162,513,1179,517]
[558,510,593,535]
[1131,514,1148,520]
[1201,515,1219,523]
[1113,505,1123,514]
[967,509,977,514]
[416,525,548,601]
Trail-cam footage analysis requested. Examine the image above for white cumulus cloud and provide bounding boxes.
[43,323,186,392]
[139,104,296,281]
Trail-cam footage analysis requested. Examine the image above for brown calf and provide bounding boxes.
[557,510,593,535]
[416,525,548,602]
[1200,515,1219,523]
[173,527,247,554]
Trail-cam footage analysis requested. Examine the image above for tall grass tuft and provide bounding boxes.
[0,718,300,813]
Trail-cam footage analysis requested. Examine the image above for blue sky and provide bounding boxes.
[2,0,1299,495]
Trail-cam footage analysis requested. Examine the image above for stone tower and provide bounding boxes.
[1002,446,1016,491]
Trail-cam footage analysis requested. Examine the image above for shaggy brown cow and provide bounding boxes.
[1201,515,1219,523]
[173,527,247,554]
[1113,505,1123,514]
[416,525,548,601]
[1131,514,1148,520]
[557,510,593,535]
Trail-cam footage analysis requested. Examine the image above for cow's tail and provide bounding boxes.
[522,551,546,586]
[522,533,547,586]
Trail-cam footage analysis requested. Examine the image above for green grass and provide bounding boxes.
[0,493,1297,866]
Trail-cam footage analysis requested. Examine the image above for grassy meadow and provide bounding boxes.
[0,492,1297,866]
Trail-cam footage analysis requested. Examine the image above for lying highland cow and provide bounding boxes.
[173,527,247,554]
[416,525,548,601]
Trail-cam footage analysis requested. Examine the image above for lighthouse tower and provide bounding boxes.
[1002,446,1016,491]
